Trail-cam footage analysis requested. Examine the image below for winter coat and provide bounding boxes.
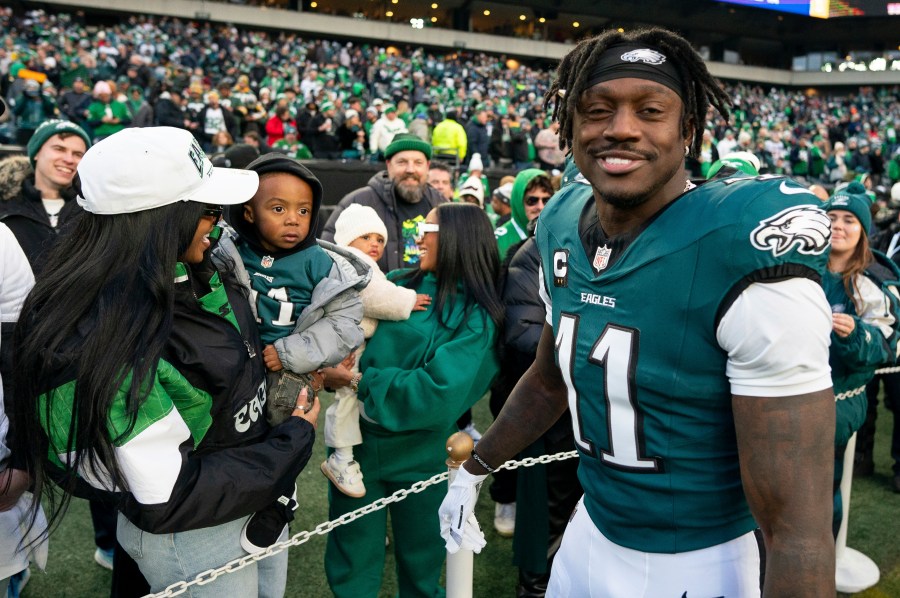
[358,271,499,434]
[343,245,418,338]
[36,252,316,534]
[0,223,45,580]
[464,120,490,166]
[823,251,900,446]
[0,157,83,274]
[213,228,369,376]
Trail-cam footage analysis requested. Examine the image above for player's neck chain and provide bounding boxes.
[684,179,696,193]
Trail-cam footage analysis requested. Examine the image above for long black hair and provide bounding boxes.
[399,203,504,329]
[10,200,204,536]
[545,27,732,158]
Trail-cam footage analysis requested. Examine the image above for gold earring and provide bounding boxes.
[684,145,689,156]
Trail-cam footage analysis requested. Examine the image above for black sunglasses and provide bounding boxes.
[202,204,224,219]
[523,195,549,207]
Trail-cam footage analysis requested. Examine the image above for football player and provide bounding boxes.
[439,27,837,597]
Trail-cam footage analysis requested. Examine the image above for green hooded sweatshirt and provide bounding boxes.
[495,168,547,261]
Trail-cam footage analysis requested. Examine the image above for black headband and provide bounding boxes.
[585,43,686,100]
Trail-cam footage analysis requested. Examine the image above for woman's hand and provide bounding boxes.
[291,388,320,429]
[414,294,432,311]
[321,364,354,389]
[833,313,857,338]
[0,468,30,511]
[264,345,283,372]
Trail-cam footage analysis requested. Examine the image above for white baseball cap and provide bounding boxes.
[76,127,259,215]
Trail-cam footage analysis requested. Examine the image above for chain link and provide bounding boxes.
[137,359,900,597]
[834,366,900,402]
[144,450,579,597]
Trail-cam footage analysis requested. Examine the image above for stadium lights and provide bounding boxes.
[392,0,398,4]
[310,1,317,6]
[431,2,438,8]
[833,58,899,72]
[484,9,491,15]
[519,14,526,20]
[410,18,424,28]
[386,10,394,17]
[539,17,546,23]
[573,21,580,27]
[431,16,437,22]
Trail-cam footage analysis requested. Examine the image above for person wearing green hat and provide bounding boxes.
[368,104,407,160]
[322,133,447,272]
[0,119,90,269]
[824,180,900,534]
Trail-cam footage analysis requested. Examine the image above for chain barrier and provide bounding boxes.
[144,363,900,596]
[835,365,900,402]
[145,450,579,597]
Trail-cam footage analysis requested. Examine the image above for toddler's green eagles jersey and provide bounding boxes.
[537,174,830,553]
[237,242,333,345]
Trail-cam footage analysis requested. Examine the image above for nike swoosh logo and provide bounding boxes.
[779,181,816,196]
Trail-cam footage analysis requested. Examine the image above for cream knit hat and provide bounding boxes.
[334,204,389,247]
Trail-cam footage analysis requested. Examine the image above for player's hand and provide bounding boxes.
[264,344,283,371]
[832,313,856,338]
[439,465,488,554]
[413,294,432,311]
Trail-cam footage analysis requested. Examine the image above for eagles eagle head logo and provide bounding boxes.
[750,205,831,257]
[620,49,667,65]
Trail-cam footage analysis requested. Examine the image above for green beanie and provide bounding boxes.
[827,181,873,235]
[384,133,432,160]
[27,119,92,166]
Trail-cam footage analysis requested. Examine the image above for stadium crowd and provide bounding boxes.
[3,7,900,187]
[1,5,900,598]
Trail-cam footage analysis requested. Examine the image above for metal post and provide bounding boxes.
[835,432,880,593]
[446,431,475,598]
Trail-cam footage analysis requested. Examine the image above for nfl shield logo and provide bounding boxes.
[592,245,612,271]
[261,255,275,268]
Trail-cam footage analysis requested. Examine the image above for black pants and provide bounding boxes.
[860,374,900,475]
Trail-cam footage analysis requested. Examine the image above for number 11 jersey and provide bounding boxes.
[537,174,833,554]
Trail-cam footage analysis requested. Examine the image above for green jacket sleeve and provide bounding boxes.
[831,317,894,373]
[360,311,499,433]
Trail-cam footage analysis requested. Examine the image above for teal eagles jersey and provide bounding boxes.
[537,174,831,553]
[237,242,333,345]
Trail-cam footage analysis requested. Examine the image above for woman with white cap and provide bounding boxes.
[10,127,318,597]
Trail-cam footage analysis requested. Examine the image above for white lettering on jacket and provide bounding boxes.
[234,381,267,433]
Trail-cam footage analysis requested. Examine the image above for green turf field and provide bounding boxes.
[20,395,900,597]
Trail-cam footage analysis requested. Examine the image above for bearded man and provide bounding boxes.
[323,133,448,272]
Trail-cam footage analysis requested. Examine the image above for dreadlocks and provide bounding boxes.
[545,27,732,158]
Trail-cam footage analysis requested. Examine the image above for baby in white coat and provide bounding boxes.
[322,204,431,496]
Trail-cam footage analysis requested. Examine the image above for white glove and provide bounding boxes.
[438,465,488,554]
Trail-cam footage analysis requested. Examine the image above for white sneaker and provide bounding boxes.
[321,453,366,498]
[462,423,482,443]
[93,547,114,571]
[494,502,515,537]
